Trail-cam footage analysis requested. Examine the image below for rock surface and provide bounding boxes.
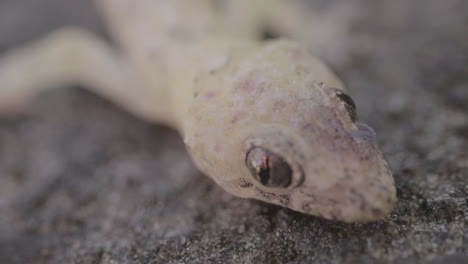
[0,0,466,263]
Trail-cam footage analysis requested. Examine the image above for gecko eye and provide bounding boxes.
[246,147,292,188]
[336,92,357,122]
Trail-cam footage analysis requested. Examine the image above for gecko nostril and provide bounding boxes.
[336,92,358,122]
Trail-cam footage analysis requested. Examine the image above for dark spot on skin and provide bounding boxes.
[254,188,290,207]
[255,188,276,199]
[279,194,291,206]
[259,25,281,40]
[301,202,312,212]
[238,180,253,189]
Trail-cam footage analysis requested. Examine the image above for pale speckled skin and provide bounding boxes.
[0,0,395,222]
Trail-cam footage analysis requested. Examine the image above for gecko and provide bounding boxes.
[0,0,396,223]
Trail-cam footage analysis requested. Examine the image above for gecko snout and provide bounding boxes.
[288,153,396,222]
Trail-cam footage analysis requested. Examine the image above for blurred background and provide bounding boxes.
[0,0,467,263]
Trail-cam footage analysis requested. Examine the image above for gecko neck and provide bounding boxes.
[165,37,255,132]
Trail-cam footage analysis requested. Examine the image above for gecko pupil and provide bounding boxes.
[258,156,272,185]
[246,147,292,188]
[336,92,358,122]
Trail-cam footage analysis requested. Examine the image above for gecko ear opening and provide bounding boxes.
[246,147,292,188]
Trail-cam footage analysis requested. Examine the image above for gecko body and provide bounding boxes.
[0,0,396,222]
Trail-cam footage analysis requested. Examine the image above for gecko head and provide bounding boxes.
[184,41,396,223]
[186,82,395,222]
[235,82,396,223]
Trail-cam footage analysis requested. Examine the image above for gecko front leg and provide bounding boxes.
[0,27,173,124]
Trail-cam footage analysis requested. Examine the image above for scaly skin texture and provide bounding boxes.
[0,0,396,222]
